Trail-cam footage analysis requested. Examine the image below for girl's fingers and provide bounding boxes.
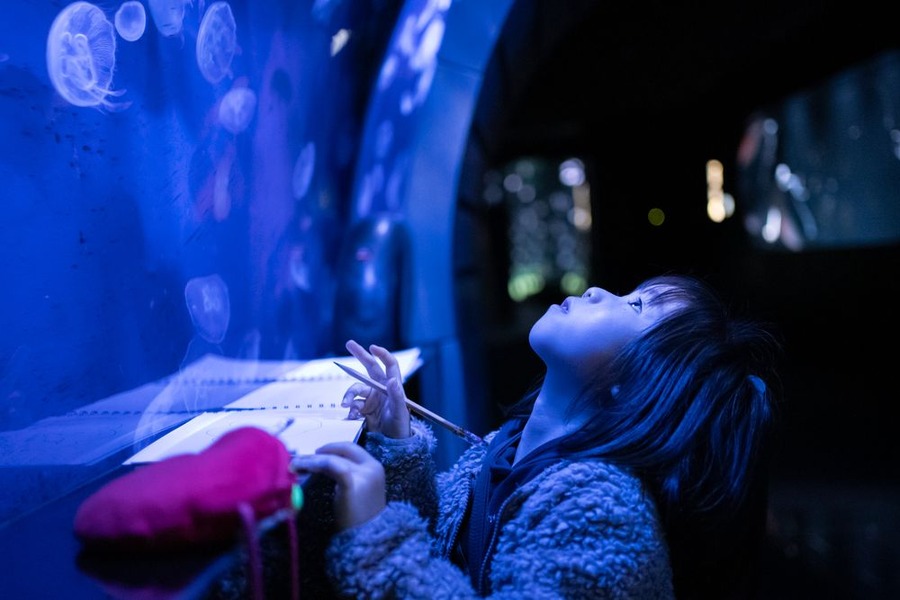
[369,345,402,382]
[291,453,353,483]
[291,441,375,472]
[344,340,368,365]
[383,378,405,413]
[341,383,370,407]
[317,440,375,461]
[345,339,366,355]
[346,340,403,387]
[387,377,405,400]
[346,340,385,380]
[344,398,366,420]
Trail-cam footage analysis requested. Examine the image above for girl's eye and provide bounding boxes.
[628,298,643,312]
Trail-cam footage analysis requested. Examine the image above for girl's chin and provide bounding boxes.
[528,322,554,356]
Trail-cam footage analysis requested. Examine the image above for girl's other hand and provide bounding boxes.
[291,441,386,530]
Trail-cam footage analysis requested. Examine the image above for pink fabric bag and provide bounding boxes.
[74,426,300,598]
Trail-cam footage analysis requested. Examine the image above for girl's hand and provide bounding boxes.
[291,442,386,530]
[341,339,411,439]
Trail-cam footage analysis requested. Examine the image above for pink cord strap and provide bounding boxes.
[237,502,265,600]
[237,502,302,600]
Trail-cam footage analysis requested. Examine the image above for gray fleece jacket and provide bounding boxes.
[324,420,675,599]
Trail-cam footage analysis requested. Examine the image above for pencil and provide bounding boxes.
[333,361,486,446]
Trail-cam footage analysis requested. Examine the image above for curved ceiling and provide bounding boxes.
[488,0,899,159]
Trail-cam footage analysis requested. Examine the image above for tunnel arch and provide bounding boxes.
[347,0,899,468]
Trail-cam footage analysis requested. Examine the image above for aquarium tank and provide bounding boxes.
[0,0,408,525]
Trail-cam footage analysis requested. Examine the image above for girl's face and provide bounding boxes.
[529,283,681,378]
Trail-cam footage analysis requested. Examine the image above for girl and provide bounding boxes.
[293,274,781,599]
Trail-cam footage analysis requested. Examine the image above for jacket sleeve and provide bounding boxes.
[325,502,478,599]
[364,419,439,524]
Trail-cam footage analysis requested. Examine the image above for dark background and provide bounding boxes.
[450,2,900,597]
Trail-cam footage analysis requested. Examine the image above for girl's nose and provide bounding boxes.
[582,287,607,301]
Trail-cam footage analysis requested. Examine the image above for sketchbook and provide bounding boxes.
[123,347,422,464]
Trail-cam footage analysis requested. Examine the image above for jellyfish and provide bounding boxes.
[218,86,256,134]
[184,274,230,344]
[311,0,339,24]
[292,142,316,199]
[114,1,147,42]
[196,2,237,85]
[46,2,128,110]
[147,0,190,38]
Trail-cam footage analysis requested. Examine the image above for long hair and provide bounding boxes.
[529,274,783,598]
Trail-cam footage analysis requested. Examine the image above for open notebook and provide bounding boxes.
[124,347,422,464]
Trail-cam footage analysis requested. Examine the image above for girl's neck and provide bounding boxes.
[514,372,585,465]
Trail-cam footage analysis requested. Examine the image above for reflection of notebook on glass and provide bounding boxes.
[124,347,422,464]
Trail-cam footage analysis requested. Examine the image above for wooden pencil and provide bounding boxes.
[333,361,485,446]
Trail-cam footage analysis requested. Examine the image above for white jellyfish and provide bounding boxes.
[292,142,316,199]
[46,2,128,110]
[147,0,190,37]
[184,274,230,344]
[115,1,147,42]
[196,2,237,84]
[217,86,256,134]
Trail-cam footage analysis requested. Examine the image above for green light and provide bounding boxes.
[291,482,304,511]
[507,270,545,301]
[561,272,587,295]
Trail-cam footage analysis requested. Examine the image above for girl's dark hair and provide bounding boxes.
[516,274,783,598]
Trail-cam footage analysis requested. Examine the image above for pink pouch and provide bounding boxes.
[74,427,300,598]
